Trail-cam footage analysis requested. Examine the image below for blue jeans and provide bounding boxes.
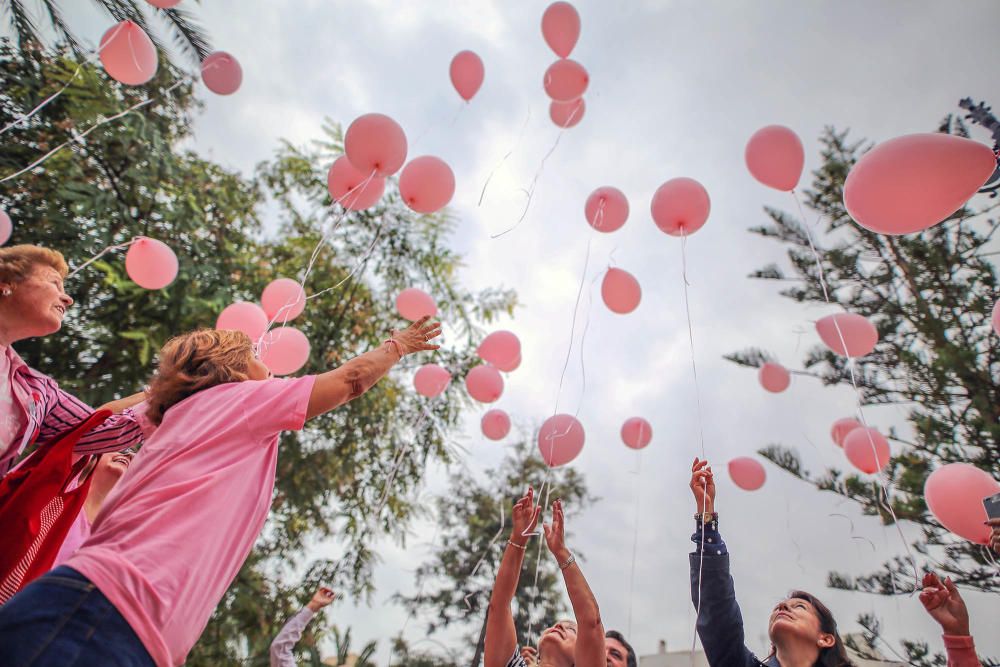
[0,566,154,667]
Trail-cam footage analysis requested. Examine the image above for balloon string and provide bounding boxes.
[553,228,595,416]
[463,499,506,610]
[66,237,139,279]
[627,447,643,638]
[478,110,532,207]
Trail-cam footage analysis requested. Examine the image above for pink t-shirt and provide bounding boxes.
[66,376,316,667]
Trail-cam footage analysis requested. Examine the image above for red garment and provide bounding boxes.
[943,635,981,667]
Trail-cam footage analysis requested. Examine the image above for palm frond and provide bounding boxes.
[160,6,212,62]
[4,0,44,49]
[38,0,83,54]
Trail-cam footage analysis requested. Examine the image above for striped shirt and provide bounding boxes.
[506,648,528,667]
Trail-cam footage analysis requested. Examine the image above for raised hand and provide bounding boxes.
[918,572,970,636]
[510,486,541,546]
[392,315,442,356]
[520,646,538,666]
[690,458,716,515]
[988,518,999,552]
[543,499,570,562]
[308,586,336,612]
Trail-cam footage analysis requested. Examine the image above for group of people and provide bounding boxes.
[0,241,995,667]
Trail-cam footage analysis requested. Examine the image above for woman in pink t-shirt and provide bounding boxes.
[0,317,440,667]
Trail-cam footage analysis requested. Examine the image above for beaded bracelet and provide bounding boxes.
[506,539,527,551]
[383,338,404,359]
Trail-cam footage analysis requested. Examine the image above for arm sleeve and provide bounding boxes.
[242,376,318,440]
[30,377,144,454]
[943,635,982,667]
[504,648,527,667]
[269,607,316,667]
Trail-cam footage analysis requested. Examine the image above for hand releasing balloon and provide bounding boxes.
[585,186,629,232]
[550,98,585,129]
[100,21,158,86]
[126,237,178,289]
[745,125,805,192]
[815,312,878,357]
[344,113,408,177]
[924,463,1000,544]
[690,458,716,513]
[481,409,511,441]
[541,2,581,58]
[919,572,970,637]
[621,417,652,450]
[216,302,268,340]
[201,52,243,95]
[601,268,641,314]
[327,156,386,211]
[651,178,711,236]
[758,362,790,393]
[449,51,484,101]
[399,156,455,214]
[538,414,584,467]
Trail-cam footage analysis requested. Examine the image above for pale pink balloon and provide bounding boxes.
[344,113,408,177]
[745,125,805,192]
[537,413,584,467]
[466,365,504,403]
[543,59,588,102]
[449,50,484,102]
[261,278,305,322]
[992,299,1000,336]
[396,288,437,321]
[326,156,386,211]
[585,186,629,232]
[481,409,511,441]
[830,417,862,448]
[0,210,11,245]
[414,363,451,398]
[601,268,641,314]
[494,352,521,373]
[201,51,242,95]
[399,156,455,214]
[216,302,268,340]
[99,21,158,86]
[728,457,766,491]
[550,98,585,129]
[541,2,581,58]
[924,463,1000,544]
[815,312,878,357]
[843,427,891,475]
[259,326,310,376]
[844,133,996,235]
[758,362,790,393]
[125,237,177,289]
[146,0,181,7]
[621,417,652,450]
[650,177,711,236]
[477,331,521,369]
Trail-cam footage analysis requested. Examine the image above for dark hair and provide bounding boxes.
[605,630,637,667]
[768,591,854,667]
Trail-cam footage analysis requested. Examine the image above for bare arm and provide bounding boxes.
[97,391,146,414]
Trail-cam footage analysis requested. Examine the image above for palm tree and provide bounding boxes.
[325,626,378,667]
[3,0,212,64]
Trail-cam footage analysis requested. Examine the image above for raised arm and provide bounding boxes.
[919,572,982,667]
[269,587,335,667]
[305,316,441,420]
[97,391,146,414]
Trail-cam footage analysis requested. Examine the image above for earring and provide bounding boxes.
[1,289,10,297]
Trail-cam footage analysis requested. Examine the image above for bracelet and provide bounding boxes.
[383,338,403,360]
[506,539,527,551]
[558,554,576,570]
[694,512,718,523]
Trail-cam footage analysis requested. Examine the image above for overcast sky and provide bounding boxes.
[29,0,1000,662]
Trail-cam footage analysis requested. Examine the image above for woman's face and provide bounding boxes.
[537,619,577,664]
[1,264,73,341]
[91,449,135,493]
[767,597,828,646]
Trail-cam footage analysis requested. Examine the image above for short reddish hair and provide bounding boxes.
[0,244,69,283]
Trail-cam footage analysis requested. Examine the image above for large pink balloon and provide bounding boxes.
[758,362,790,393]
[201,52,242,95]
[550,98,585,129]
[481,409,511,441]
[494,352,521,373]
[816,312,878,357]
[478,331,521,369]
[843,427,891,474]
[543,59,588,102]
[728,457,766,491]
[538,414,584,467]
[449,51,484,101]
[925,463,1000,544]
[992,299,1000,336]
[466,365,504,403]
[326,156,386,211]
[146,0,181,7]
[830,417,862,448]
[399,156,455,214]
[650,178,711,236]
[125,237,177,289]
[621,417,652,450]
[396,288,437,321]
[585,186,629,232]
[541,2,580,58]
[261,278,305,322]
[745,125,805,192]
[844,133,996,235]
[601,268,641,314]
[99,21,157,86]
[344,113,408,177]
[414,363,451,398]
[259,327,310,375]
[0,210,11,245]
[216,302,268,340]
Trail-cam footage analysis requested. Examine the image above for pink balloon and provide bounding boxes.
[745,125,805,192]
[650,178,711,236]
[844,133,996,235]
[601,268,641,314]
[541,2,581,58]
[99,21,157,86]
[728,457,766,491]
[843,427,891,474]
[815,312,878,357]
[344,113,408,177]
[216,302,268,340]
[465,365,504,403]
[537,414,584,467]
[585,186,629,232]
[125,237,177,289]
[549,98,585,129]
[0,210,11,245]
[830,417,862,448]
[399,156,455,214]
[414,363,451,398]
[449,50,484,101]
[477,331,521,369]
[992,299,1000,336]
[259,327,310,376]
[326,156,386,211]
[925,463,1000,544]
[495,352,521,373]
[261,278,305,322]
[201,51,242,95]
[481,409,511,441]
[543,59,588,102]
[396,288,437,321]
[146,0,181,7]
[621,417,652,450]
[758,362,790,393]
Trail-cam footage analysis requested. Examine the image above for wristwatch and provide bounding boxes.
[695,512,718,523]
